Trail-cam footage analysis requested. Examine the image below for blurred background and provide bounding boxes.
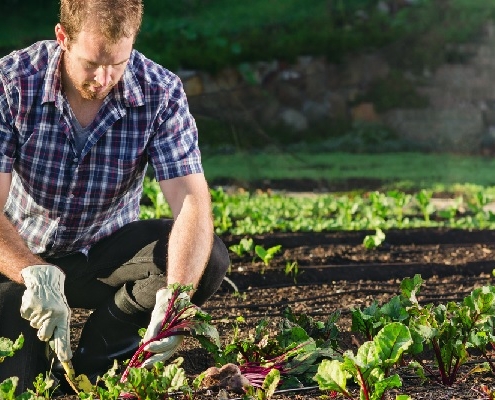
[3,0,495,191]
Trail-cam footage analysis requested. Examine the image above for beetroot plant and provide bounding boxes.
[78,358,190,400]
[407,285,495,385]
[351,275,422,341]
[121,284,220,382]
[314,322,412,400]
[208,316,336,391]
[282,306,341,349]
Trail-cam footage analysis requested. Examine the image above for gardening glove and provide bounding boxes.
[140,287,187,369]
[20,264,73,362]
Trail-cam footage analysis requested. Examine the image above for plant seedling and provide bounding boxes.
[363,228,385,250]
[284,261,301,283]
[229,237,254,257]
[254,245,282,273]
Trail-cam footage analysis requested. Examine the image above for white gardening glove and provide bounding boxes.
[20,264,72,362]
[140,287,187,369]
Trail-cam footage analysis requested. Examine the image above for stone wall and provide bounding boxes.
[178,21,495,154]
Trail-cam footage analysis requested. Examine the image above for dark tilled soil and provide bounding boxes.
[63,228,495,399]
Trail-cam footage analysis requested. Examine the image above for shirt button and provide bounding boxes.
[73,157,79,163]
[69,193,74,199]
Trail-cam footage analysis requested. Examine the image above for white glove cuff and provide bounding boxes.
[21,264,65,288]
[155,287,174,307]
[155,287,189,308]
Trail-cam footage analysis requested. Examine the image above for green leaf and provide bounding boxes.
[0,377,18,400]
[371,373,402,400]
[255,245,281,266]
[314,359,350,394]
[262,369,280,399]
[351,341,379,372]
[381,296,409,322]
[0,335,23,363]
[399,274,423,305]
[363,228,385,249]
[374,322,412,367]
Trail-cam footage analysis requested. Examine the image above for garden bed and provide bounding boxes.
[62,227,495,399]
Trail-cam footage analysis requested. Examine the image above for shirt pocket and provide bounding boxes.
[86,155,146,205]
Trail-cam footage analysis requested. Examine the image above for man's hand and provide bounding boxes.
[20,264,72,362]
[140,287,186,368]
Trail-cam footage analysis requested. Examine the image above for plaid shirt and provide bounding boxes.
[0,41,203,257]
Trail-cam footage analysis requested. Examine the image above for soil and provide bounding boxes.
[61,226,495,400]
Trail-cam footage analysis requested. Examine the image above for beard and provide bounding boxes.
[77,80,115,100]
[63,53,115,100]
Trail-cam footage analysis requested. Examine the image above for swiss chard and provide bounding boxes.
[314,322,412,400]
[407,285,495,385]
[282,306,341,349]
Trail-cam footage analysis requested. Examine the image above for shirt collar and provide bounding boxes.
[115,50,145,108]
[42,45,63,107]
[42,46,145,109]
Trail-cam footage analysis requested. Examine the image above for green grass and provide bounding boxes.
[202,151,495,192]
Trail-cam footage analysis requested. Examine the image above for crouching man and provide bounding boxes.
[0,0,230,393]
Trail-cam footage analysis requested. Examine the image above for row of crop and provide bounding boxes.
[3,276,495,399]
[140,178,495,236]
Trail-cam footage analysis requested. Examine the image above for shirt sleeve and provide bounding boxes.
[148,75,203,181]
[0,71,16,173]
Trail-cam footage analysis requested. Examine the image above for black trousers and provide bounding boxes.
[0,219,230,392]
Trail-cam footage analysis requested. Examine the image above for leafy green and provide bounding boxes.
[315,322,412,399]
[0,335,23,363]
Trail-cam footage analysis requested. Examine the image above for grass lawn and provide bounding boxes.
[202,151,495,192]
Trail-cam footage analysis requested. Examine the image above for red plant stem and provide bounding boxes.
[432,339,449,385]
[483,352,495,373]
[411,356,443,385]
[356,367,370,400]
[120,299,198,382]
[449,358,461,386]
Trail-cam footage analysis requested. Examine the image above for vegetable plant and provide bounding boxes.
[121,284,220,381]
[140,177,171,219]
[140,181,495,235]
[362,228,385,250]
[78,358,190,400]
[242,368,280,400]
[386,190,413,228]
[282,306,341,350]
[209,317,336,391]
[229,237,254,257]
[314,322,412,400]
[415,189,435,224]
[0,335,23,363]
[350,274,422,341]
[284,261,301,283]
[254,245,282,272]
[406,285,495,386]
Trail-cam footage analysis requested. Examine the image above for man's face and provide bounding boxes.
[56,25,134,101]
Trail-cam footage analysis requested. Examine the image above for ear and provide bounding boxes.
[55,23,69,50]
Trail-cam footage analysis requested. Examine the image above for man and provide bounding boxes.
[0,0,230,393]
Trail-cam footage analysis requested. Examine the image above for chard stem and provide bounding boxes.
[432,340,449,385]
[356,367,370,400]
